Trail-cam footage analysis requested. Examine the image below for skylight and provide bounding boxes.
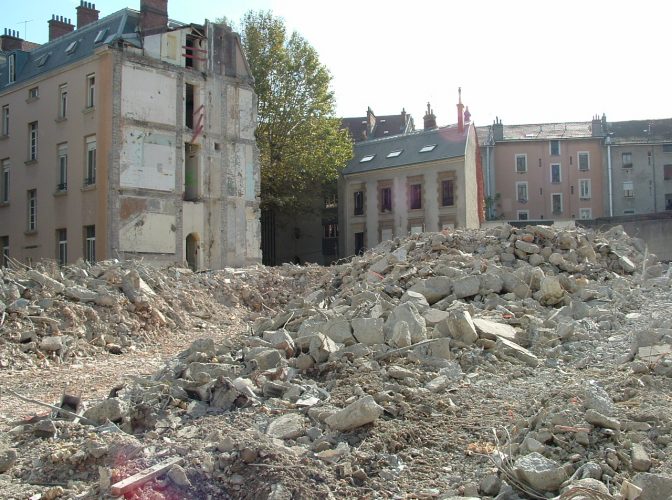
[419,144,436,153]
[65,40,79,54]
[35,53,50,67]
[386,150,403,158]
[360,154,375,163]
[94,29,108,44]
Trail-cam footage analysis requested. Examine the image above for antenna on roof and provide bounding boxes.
[16,19,32,39]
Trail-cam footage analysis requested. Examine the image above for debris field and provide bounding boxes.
[0,223,671,500]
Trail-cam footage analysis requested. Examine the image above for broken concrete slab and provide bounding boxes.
[473,318,517,342]
[494,337,539,367]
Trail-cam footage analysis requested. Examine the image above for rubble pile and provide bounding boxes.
[1,224,672,499]
[0,260,329,370]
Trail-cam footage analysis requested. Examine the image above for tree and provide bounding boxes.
[239,11,352,212]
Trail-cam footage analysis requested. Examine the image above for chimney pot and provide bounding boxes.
[48,14,74,41]
[76,1,99,29]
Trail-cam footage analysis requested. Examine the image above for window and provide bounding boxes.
[28,122,38,161]
[550,140,560,156]
[419,144,436,153]
[386,150,403,158]
[353,191,364,215]
[441,179,455,206]
[57,143,68,191]
[516,181,528,202]
[552,193,563,214]
[323,223,338,238]
[28,87,39,99]
[515,154,527,173]
[517,210,529,221]
[380,187,392,212]
[579,208,592,220]
[1,159,10,203]
[579,179,591,199]
[354,232,365,256]
[58,84,68,118]
[666,194,672,211]
[8,54,16,84]
[623,209,635,215]
[57,228,67,266]
[0,236,8,267]
[1,105,8,136]
[664,165,672,180]
[85,136,96,185]
[551,163,561,183]
[663,144,672,153]
[622,152,632,168]
[578,152,590,171]
[35,53,50,67]
[623,180,634,197]
[360,154,375,163]
[86,74,95,108]
[410,183,422,209]
[84,225,96,263]
[27,189,37,231]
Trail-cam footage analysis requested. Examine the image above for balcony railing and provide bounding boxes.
[56,182,67,191]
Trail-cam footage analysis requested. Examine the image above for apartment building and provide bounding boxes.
[0,0,261,270]
[478,117,605,222]
[339,95,483,257]
[602,118,672,216]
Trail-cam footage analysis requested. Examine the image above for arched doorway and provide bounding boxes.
[186,233,199,271]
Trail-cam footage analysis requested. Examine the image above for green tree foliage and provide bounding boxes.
[240,11,352,212]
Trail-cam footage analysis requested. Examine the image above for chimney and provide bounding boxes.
[464,106,471,124]
[591,113,605,137]
[140,0,169,36]
[400,108,407,132]
[366,107,376,137]
[48,15,75,41]
[457,87,465,133]
[0,29,23,51]
[493,116,504,142]
[77,1,100,29]
[423,102,437,130]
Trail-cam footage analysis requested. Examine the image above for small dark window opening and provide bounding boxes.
[354,191,364,215]
[441,179,454,206]
[185,36,195,68]
[381,187,392,212]
[354,232,365,255]
[410,184,422,209]
[185,83,194,129]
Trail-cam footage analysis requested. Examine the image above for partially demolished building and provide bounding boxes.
[0,0,261,270]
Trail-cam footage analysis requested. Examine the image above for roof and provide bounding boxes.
[342,124,469,176]
[607,118,672,144]
[500,122,595,141]
[342,110,414,142]
[0,9,141,91]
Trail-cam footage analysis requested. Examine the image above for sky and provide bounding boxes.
[4,0,671,128]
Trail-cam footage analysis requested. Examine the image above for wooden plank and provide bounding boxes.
[110,457,183,496]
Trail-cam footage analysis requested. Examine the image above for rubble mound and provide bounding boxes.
[1,224,672,499]
[0,260,330,370]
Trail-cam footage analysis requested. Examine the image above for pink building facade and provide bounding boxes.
[479,119,605,222]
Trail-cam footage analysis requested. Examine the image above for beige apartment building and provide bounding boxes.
[339,100,483,257]
[0,0,261,270]
[478,117,605,222]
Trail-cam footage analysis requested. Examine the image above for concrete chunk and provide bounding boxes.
[325,395,384,432]
[266,413,305,440]
[351,317,384,345]
[473,318,517,342]
[513,452,567,492]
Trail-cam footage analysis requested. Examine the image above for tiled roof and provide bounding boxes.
[607,118,672,144]
[342,124,469,176]
[0,9,140,90]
